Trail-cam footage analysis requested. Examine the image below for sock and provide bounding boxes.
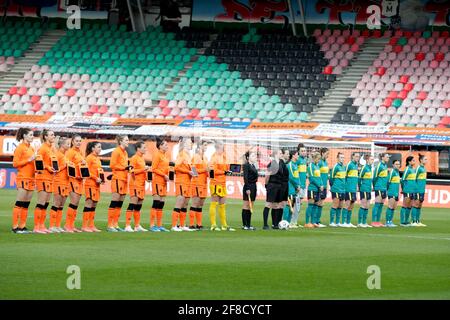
[347,210,352,224]
[156,209,163,227]
[107,202,116,228]
[33,205,43,230]
[89,208,96,228]
[311,204,317,224]
[371,203,379,223]
[282,205,291,222]
[19,202,30,229]
[290,201,301,225]
[400,207,405,224]
[387,208,393,223]
[246,209,252,227]
[341,208,348,224]
[417,207,421,222]
[336,208,341,224]
[378,204,384,222]
[49,206,58,228]
[134,204,142,227]
[180,208,187,227]
[305,203,313,224]
[172,208,180,228]
[40,203,49,229]
[196,207,203,227]
[330,207,336,224]
[271,208,277,226]
[12,202,21,229]
[405,207,411,224]
[82,208,90,229]
[125,203,134,227]
[263,207,270,227]
[189,208,196,226]
[411,207,418,223]
[218,204,227,227]
[317,205,323,224]
[358,207,364,225]
[241,209,247,227]
[56,207,63,228]
[209,201,218,227]
[114,201,123,227]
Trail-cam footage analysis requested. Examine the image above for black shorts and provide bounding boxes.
[345,192,357,202]
[388,195,399,201]
[403,192,417,200]
[418,193,425,202]
[307,190,320,202]
[319,188,327,200]
[331,192,345,200]
[374,190,387,199]
[281,183,289,202]
[243,183,257,202]
[266,183,282,203]
[359,191,372,200]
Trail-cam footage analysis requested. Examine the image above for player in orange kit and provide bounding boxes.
[64,134,85,233]
[49,136,71,233]
[171,137,195,232]
[83,141,103,233]
[209,140,235,231]
[189,140,209,230]
[12,128,36,234]
[150,137,170,232]
[34,129,57,233]
[125,140,150,232]
[107,135,130,232]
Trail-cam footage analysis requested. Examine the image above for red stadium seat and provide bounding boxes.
[389,37,398,45]
[417,91,428,100]
[346,36,355,45]
[415,52,425,61]
[372,30,381,38]
[53,81,64,89]
[376,67,386,76]
[404,83,414,92]
[161,107,171,117]
[383,98,393,107]
[394,45,403,53]
[8,87,18,95]
[30,95,40,104]
[323,65,333,74]
[388,91,397,99]
[66,89,76,97]
[362,30,370,37]
[435,52,444,62]
[443,100,450,109]
[399,75,409,84]
[31,103,41,112]
[159,100,168,108]
[208,109,218,118]
[17,87,27,95]
[398,90,408,99]
[98,105,108,114]
[88,105,99,113]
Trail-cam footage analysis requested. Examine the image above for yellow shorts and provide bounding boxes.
[191,185,208,198]
[53,183,70,197]
[85,186,100,202]
[36,180,53,193]
[175,183,191,197]
[210,184,227,197]
[111,178,127,195]
[152,181,167,197]
[16,178,35,191]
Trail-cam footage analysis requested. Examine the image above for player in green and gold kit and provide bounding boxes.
[358,154,373,228]
[412,154,428,227]
[385,159,401,227]
[315,148,329,228]
[400,156,416,227]
[290,144,308,228]
[329,152,346,227]
[343,152,359,228]
[371,153,390,227]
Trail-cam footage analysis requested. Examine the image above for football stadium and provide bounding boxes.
[0,0,449,302]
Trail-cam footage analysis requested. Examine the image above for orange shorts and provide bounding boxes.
[190,185,208,198]
[175,183,191,197]
[16,178,35,191]
[36,179,53,193]
[53,183,70,197]
[69,178,83,195]
[129,186,145,200]
[111,178,127,195]
[85,186,100,202]
[152,181,167,197]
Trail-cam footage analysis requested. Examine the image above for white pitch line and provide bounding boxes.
[315,230,450,241]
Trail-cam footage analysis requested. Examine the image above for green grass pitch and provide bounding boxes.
[0,189,449,300]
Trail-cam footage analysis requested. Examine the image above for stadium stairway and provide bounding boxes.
[312,37,389,122]
[0,29,65,97]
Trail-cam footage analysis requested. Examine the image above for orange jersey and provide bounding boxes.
[110,147,129,181]
[210,152,229,186]
[66,147,85,178]
[151,149,169,184]
[85,153,102,187]
[13,142,35,180]
[36,142,55,181]
[130,152,147,188]
[54,149,69,185]
[191,153,208,186]
[174,150,192,184]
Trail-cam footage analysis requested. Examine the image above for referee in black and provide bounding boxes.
[262,149,286,230]
[242,150,258,230]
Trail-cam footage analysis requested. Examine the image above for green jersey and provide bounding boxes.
[358,164,372,192]
[318,159,329,189]
[330,162,346,193]
[296,156,307,189]
[287,161,300,195]
[416,165,427,193]
[345,160,359,193]
[401,165,417,193]
[373,161,389,191]
[387,168,400,197]
[307,162,323,192]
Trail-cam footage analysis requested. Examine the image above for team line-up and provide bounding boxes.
[10,127,428,234]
